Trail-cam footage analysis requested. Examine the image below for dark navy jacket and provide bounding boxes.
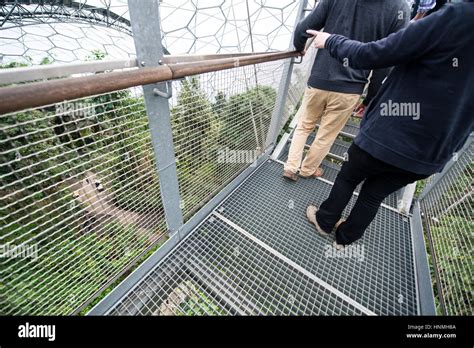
[294,0,410,94]
[325,1,474,175]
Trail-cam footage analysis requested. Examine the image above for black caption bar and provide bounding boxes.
[0,316,472,347]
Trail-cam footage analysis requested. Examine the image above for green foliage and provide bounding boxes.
[216,85,276,150]
[0,61,28,69]
[423,163,473,315]
[40,57,53,66]
[0,56,53,70]
[1,55,278,315]
[87,50,107,61]
[1,222,154,315]
[170,78,276,214]
[0,55,53,88]
[1,53,164,315]
[177,287,224,316]
[430,215,473,315]
[415,179,427,197]
[172,77,219,170]
[171,77,221,211]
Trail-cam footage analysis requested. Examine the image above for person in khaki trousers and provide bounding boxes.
[283,0,410,181]
[285,87,359,179]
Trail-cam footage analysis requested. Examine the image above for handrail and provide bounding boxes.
[0,52,271,85]
[0,51,301,115]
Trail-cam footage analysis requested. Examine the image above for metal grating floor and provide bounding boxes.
[103,160,418,316]
[108,218,366,316]
[277,137,399,209]
[331,121,360,139]
[279,135,351,162]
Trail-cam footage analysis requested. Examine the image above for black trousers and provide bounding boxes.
[316,144,429,245]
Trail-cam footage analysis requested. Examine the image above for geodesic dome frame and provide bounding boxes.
[0,0,314,65]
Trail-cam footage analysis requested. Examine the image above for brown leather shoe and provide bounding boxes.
[283,170,299,182]
[306,205,330,236]
[301,167,324,179]
[307,205,346,235]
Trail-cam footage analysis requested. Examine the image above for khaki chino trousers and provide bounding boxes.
[285,87,360,176]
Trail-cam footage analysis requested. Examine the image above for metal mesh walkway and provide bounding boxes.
[4,0,469,318]
[277,120,399,209]
[102,159,419,316]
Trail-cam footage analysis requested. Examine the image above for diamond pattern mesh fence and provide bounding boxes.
[170,60,291,217]
[0,88,167,315]
[420,138,473,315]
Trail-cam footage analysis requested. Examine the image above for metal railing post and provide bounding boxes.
[265,0,309,149]
[128,0,184,236]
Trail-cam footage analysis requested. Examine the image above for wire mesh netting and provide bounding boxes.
[0,0,318,312]
[420,138,473,315]
[0,88,167,315]
[171,60,288,217]
[0,54,315,315]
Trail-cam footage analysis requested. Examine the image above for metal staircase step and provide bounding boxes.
[286,133,352,162]
[216,161,417,315]
[275,157,398,209]
[276,117,398,208]
[278,135,351,163]
[278,118,358,163]
[316,119,360,139]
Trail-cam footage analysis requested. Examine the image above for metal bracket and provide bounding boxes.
[293,56,303,64]
[153,81,173,99]
[295,36,314,65]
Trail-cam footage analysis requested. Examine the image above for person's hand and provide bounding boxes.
[353,103,367,118]
[412,12,426,21]
[306,29,331,49]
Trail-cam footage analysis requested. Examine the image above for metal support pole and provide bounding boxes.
[128,0,184,236]
[265,0,309,149]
